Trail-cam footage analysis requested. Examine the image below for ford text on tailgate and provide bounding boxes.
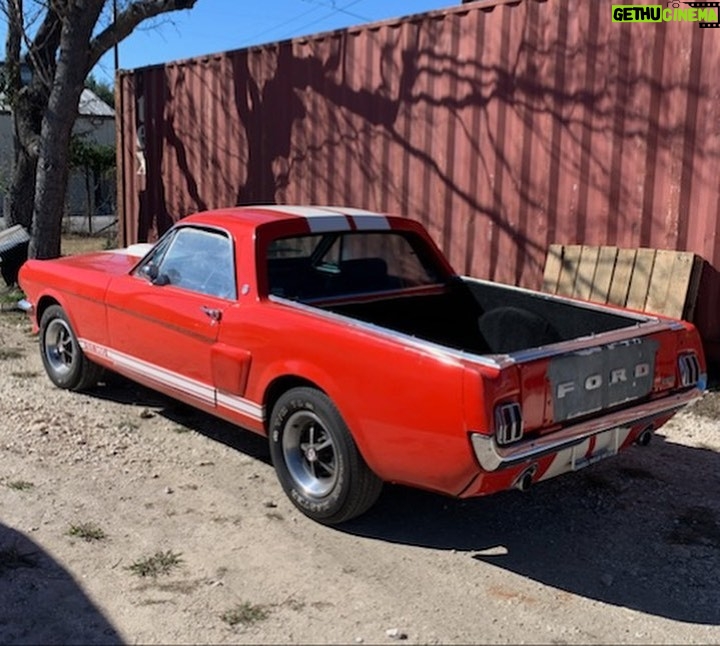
[18,206,707,524]
[550,338,657,421]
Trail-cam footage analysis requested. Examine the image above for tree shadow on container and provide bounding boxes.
[0,523,122,644]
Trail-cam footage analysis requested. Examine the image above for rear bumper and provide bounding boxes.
[470,387,703,472]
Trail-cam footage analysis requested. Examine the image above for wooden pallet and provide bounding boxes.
[542,244,703,320]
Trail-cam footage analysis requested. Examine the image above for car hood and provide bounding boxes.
[47,245,152,276]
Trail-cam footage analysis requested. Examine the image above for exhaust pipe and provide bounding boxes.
[513,465,537,492]
[636,426,654,447]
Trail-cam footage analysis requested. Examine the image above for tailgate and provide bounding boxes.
[508,321,705,436]
[546,336,658,422]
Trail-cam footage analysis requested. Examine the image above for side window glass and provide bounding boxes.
[137,227,236,299]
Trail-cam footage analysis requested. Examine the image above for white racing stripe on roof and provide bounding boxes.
[254,205,389,231]
[256,205,343,217]
[320,206,389,229]
[255,205,351,232]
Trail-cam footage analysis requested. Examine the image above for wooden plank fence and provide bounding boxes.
[542,245,703,321]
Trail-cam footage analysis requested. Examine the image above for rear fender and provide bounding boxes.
[255,360,373,466]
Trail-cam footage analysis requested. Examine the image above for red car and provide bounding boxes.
[19,206,706,523]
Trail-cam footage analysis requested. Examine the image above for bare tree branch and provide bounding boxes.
[88,0,197,71]
[24,4,61,89]
[3,0,23,102]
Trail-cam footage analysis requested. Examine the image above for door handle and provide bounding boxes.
[201,306,222,323]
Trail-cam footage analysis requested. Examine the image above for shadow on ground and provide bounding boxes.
[89,373,720,626]
[344,431,720,626]
[0,523,122,644]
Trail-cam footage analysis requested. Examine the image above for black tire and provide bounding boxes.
[39,305,104,391]
[269,387,382,524]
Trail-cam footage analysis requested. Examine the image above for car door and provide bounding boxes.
[105,225,237,408]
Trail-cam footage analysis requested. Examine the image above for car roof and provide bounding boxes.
[180,205,407,235]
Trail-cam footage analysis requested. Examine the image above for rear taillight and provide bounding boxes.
[494,402,523,445]
[678,353,701,388]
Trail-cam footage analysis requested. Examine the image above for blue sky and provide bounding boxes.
[90,0,449,85]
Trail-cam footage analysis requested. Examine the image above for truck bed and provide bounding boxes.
[320,278,643,355]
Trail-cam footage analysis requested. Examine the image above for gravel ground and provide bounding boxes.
[1,307,719,645]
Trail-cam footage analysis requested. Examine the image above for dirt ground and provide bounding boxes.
[1,302,720,644]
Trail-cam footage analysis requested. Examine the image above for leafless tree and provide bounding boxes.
[2,0,198,259]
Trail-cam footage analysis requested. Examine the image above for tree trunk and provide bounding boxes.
[7,85,46,229]
[7,147,36,229]
[30,3,105,259]
[10,0,197,258]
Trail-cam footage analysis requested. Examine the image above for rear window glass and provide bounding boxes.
[267,231,446,301]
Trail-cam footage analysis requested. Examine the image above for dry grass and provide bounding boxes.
[126,550,183,578]
[67,522,107,542]
[220,602,270,627]
[7,480,34,491]
[61,234,112,257]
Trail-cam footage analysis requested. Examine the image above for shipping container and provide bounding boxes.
[117,0,720,362]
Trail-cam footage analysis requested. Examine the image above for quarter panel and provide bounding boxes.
[229,301,479,495]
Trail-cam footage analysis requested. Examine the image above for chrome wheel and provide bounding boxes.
[39,305,103,391]
[270,387,383,524]
[43,318,76,377]
[282,410,338,498]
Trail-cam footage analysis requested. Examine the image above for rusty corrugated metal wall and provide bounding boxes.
[117,0,720,360]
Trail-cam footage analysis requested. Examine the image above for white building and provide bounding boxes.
[0,87,116,227]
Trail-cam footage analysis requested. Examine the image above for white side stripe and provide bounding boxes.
[79,339,264,422]
[216,392,264,418]
[105,348,215,406]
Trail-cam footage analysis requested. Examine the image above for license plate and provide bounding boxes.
[538,427,632,481]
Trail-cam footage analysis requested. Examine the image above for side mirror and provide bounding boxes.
[141,262,159,281]
[141,262,169,285]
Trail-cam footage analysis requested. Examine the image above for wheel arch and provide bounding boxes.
[263,375,325,431]
[260,371,376,473]
[36,294,64,328]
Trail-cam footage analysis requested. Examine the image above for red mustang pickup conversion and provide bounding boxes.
[19,206,706,523]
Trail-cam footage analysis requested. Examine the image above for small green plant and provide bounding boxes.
[0,286,24,305]
[67,522,106,542]
[7,480,34,491]
[171,424,191,434]
[11,370,39,379]
[117,420,139,432]
[126,550,183,578]
[0,347,23,360]
[220,602,270,627]
[103,235,118,250]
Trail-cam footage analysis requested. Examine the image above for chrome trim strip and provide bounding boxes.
[471,388,702,471]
